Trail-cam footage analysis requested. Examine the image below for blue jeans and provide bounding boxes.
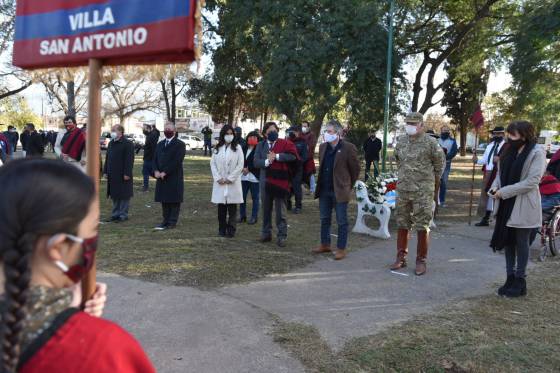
[542,194,560,212]
[439,162,451,204]
[142,160,153,190]
[240,181,260,219]
[319,192,349,250]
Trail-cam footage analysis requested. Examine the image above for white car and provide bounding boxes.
[179,134,204,151]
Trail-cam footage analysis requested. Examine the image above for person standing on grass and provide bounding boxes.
[490,121,545,298]
[301,121,318,193]
[60,115,86,171]
[363,131,382,180]
[239,131,262,225]
[286,125,308,214]
[0,159,155,373]
[312,120,360,261]
[103,125,135,223]
[24,123,45,158]
[153,123,186,231]
[4,125,19,155]
[390,112,445,276]
[438,126,458,207]
[254,122,298,247]
[211,125,244,237]
[473,126,506,226]
[142,124,159,192]
[202,125,213,156]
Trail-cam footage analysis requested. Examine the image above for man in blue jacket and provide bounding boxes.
[438,126,458,207]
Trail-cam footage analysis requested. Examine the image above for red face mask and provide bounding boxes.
[248,136,258,146]
[53,234,98,283]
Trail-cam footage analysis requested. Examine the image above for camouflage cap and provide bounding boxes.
[405,112,424,124]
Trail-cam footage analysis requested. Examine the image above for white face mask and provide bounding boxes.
[324,133,338,143]
[405,125,418,136]
[111,132,118,140]
[302,127,309,134]
[224,134,234,144]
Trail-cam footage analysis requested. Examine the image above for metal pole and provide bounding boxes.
[82,58,103,306]
[382,0,395,173]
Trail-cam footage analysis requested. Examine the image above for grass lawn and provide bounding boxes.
[273,260,560,373]
[97,151,374,289]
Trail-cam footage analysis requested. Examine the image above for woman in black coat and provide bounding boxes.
[103,125,135,222]
[153,123,186,230]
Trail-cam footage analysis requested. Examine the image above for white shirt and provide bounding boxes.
[241,148,259,183]
[478,139,504,171]
[264,141,280,167]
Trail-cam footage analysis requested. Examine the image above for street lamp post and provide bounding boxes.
[382,0,395,173]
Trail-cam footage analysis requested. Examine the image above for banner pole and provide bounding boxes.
[468,131,479,226]
[82,58,103,306]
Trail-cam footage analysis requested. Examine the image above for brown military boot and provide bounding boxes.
[312,244,331,254]
[390,229,410,270]
[415,230,429,276]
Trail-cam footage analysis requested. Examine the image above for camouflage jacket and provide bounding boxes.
[395,133,445,193]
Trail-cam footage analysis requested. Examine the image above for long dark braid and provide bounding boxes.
[0,159,95,372]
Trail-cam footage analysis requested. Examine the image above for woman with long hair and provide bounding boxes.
[239,131,262,225]
[490,121,546,298]
[210,125,245,237]
[0,159,155,372]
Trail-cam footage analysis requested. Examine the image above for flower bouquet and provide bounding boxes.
[365,173,398,205]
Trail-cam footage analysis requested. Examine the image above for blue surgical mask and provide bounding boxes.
[267,131,279,142]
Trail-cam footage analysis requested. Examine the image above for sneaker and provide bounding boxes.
[154,224,168,231]
[277,237,287,247]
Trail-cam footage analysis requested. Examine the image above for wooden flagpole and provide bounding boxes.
[468,130,479,226]
[82,58,103,305]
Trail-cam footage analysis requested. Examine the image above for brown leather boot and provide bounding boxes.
[334,249,346,260]
[415,230,429,276]
[312,244,331,254]
[390,229,409,270]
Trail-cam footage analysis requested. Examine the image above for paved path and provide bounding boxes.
[101,223,511,372]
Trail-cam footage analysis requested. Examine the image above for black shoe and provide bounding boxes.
[292,208,302,215]
[504,277,527,298]
[104,217,119,223]
[167,224,177,230]
[225,225,236,238]
[475,218,489,227]
[154,224,168,231]
[219,230,226,237]
[277,237,287,247]
[238,216,247,223]
[259,235,272,243]
[498,274,515,296]
[248,217,258,225]
[118,217,129,222]
[286,200,292,211]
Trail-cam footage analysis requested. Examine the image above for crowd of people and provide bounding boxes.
[0,111,553,371]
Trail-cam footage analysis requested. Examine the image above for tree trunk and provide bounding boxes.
[227,93,235,126]
[309,111,328,153]
[170,78,177,124]
[161,80,171,123]
[66,80,76,116]
[459,117,468,156]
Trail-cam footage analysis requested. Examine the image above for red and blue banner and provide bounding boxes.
[13,0,197,69]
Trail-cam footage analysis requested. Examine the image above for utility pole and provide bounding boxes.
[382,0,395,173]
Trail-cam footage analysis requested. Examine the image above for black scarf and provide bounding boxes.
[490,142,535,251]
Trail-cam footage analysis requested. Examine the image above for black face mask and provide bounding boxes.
[143,130,150,136]
[441,132,450,140]
[509,139,525,149]
[492,136,503,143]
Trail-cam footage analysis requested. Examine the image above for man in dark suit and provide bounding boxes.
[363,132,382,180]
[25,123,45,157]
[313,120,360,260]
[153,123,186,230]
[104,125,135,222]
[142,124,159,192]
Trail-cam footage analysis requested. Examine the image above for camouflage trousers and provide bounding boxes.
[396,190,433,231]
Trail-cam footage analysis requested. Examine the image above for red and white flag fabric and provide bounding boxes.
[470,105,484,131]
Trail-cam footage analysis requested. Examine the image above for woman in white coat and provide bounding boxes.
[211,125,244,237]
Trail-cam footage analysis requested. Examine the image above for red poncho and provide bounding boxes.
[61,129,86,161]
[540,174,560,196]
[20,310,155,373]
[266,139,298,198]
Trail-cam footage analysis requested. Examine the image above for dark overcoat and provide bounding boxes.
[153,137,186,203]
[104,137,135,200]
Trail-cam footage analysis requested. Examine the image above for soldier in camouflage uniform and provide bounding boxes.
[390,112,445,276]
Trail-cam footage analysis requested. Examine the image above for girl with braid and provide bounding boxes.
[0,159,155,373]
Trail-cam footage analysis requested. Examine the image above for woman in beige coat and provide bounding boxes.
[211,125,244,238]
[490,121,546,298]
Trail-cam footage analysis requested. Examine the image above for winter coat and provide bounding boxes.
[491,145,546,228]
[143,131,159,161]
[104,137,135,200]
[153,137,186,203]
[211,144,244,204]
[363,136,382,161]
